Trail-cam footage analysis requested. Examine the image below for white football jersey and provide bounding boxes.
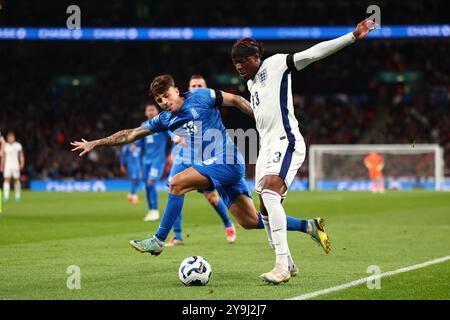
[247,53,303,148]
[4,142,23,168]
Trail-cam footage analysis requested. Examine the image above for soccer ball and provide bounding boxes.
[178,256,212,286]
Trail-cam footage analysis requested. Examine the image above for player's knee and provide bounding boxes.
[169,175,185,195]
[262,176,286,194]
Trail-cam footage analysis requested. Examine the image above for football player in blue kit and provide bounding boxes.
[119,142,142,204]
[71,74,324,280]
[167,75,236,246]
[138,103,173,222]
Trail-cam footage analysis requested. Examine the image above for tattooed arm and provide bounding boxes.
[71,125,152,157]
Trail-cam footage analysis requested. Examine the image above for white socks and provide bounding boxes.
[3,181,10,200]
[2,181,21,201]
[261,215,275,249]
[14,181,21,200]
[261,189,289,270]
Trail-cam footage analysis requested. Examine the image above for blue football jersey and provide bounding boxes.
[145,88,244,165]
[119,144,142,177]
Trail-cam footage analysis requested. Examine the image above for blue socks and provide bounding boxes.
[287,215,309,233]
[173,212,183,240]
[130,179,140,196]
[212,198,233,228]
[257,212,308,233]
[169,196,231,241]
[155,193,185,242]
[145,183,158,210]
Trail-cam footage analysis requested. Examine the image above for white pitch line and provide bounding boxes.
[288,255,450,300]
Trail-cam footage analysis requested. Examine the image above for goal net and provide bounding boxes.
[308,144,444,191]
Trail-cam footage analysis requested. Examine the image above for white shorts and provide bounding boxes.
[3,165,20,179]
[255,139,306,195]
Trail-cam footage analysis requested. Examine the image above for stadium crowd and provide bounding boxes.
[1,0,448,183]
[1,38,448,183]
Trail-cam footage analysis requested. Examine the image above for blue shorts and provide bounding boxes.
[143,162,165,182]
[169,162,213,195]
[192,158,252,208]
[127,168,141,181]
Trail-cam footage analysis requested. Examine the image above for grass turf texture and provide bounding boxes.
[0,191,449,300]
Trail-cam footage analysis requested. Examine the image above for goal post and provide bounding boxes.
[308,144,444,191]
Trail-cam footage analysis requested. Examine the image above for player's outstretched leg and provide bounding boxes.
[203,191,236,243]
[308,217,331,254]
[130,168,212,255]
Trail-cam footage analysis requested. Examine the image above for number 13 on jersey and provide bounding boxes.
[251,91,260,109]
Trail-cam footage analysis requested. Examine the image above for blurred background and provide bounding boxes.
[1,0,449,190]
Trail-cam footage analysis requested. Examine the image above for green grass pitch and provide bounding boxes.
[0,190,449,300]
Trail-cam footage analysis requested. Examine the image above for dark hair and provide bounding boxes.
[189,74,207,86]
[149,74,175,97]
[145,101,157,108]
[145,102,161,113]
[231,37,264,59]
[190,74,205,81]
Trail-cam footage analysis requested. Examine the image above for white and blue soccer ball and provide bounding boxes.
[178,256,212,286]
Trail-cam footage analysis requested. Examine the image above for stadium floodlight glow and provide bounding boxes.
[308,144,444,191]
[0,25,449,41]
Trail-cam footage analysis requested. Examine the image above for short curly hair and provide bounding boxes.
[149,74,175,97]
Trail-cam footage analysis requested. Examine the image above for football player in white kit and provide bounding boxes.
[2,132,25,202]
[231,19,376,283]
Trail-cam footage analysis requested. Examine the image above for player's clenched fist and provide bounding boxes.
[353,18,377,40]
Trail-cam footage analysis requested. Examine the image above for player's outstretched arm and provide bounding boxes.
[220,91,254,118]
[71,125,153,157]
[292,18,377,71]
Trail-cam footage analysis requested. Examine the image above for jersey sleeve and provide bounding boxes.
[291,32,356,71]
[193,88,223,108]
[17,143,23,152]
[265,53,293,75]
[145,114,169,133]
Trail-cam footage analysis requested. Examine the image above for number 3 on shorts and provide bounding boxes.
[272,151,282,163]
